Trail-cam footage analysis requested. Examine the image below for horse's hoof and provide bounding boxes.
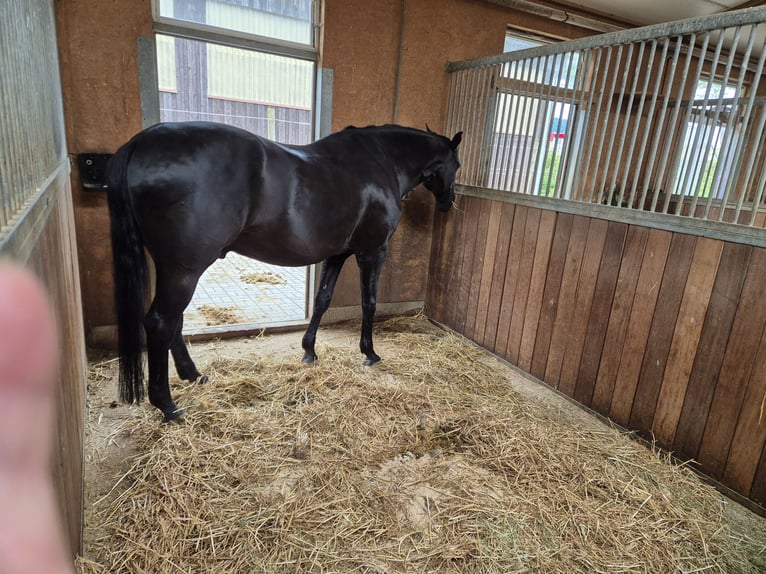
[302,352,317,364]
[197,374,209,385]
[363,355,381,367]
[161,407,186,424]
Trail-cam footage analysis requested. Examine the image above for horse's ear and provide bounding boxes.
[451,131,463,149]
[425,123,435,134]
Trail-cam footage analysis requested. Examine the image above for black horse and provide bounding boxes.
[105,121,462,422]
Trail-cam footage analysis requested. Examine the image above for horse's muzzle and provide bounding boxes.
[438,200,453,212]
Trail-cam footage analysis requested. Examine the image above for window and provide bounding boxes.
[154,0,316,143]
[151,0,317,330]
[486,30,582,198]
[155,0,314,46]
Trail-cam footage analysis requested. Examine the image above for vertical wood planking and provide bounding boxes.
[652,237,723,448]
[629,233,697,431]
[609,229,672,426]
[474,201,504,347]
[463,198,492,342]
[453,196,482,334]
[482,202,516,353]
[426,194,766,504]
[530,213,573,380]
[559,218,609,398]
[751,445,766,505]
[518,209,556,372]
[722,325,766,498]
[673,242,752,460]
[442,195,470,330]
[494,205,528,358]
[544,215,590,388]
[697,247,766,479]
[591,226,649,414]
[426,206,447,318]
[574,221,628,406]
[506,207,542,364]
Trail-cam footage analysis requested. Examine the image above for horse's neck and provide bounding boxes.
[378,131,438,196]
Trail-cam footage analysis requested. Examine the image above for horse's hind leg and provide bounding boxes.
[356,247,387,366]
[169,318,206,384]
[144,267,203,422]
[301,252,351,363]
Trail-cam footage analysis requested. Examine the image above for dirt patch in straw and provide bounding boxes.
[76,316,766,573]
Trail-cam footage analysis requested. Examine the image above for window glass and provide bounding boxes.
[157,0,314,46]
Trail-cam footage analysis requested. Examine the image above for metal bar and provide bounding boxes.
[465,66,484,186]
[643,35,682,212]
[693,26,742,218]
[453,69,469,184]
[547,51,571,198]
[508,57,536,192]
[735,39,766,223]
[623,39,658,209]
[718,27,762,222]
[534,57,558,197]
[747,107,766,226]
[558,50,585,199]
[446,6,766,72]
[521,55,548,195]
[154,20,317,61]
[496,60,519,190]
[577,47,604,202]
[630,39,668,211]
[586,44,622,204]
[606,41,642,207]
[665,32,714,215]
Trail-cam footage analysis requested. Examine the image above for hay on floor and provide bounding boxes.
[77,316,766,573]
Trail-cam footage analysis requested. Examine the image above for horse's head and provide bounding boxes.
[422,131,463,212]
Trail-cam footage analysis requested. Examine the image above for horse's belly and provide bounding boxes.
[227,229,339,267]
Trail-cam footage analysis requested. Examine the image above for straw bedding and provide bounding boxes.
[76,316,766,573]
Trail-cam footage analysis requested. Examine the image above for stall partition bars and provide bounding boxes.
[446,7,766,230]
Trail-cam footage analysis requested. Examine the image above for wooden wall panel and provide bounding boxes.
[495,206,528,356]
[483,202,516,353]
[697,247,766,480]
[573,221,627,406]
[591,226,648,413]
[559,219,608,397]
[463,200,492,341]
[544,215,589,388]
[27,182,88,556]
[673,243,751,458]
[629,233,697,431]
[506,207,541,364]
[531,213,573,380]
[426,194,766,506]
[608,229,671,426]
[475,202,504,348]
[518,210,556,372]
[652,238,722,446]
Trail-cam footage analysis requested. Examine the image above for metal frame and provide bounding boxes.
[445,7,766,234]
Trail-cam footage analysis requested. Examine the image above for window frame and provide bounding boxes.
[151,0,318,62]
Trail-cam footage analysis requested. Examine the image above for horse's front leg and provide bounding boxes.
[302,252,351,363]
[356,247,387,366]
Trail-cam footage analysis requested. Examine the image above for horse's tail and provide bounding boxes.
[105,139,147,404]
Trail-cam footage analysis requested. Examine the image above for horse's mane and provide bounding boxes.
[339,123,448,143]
